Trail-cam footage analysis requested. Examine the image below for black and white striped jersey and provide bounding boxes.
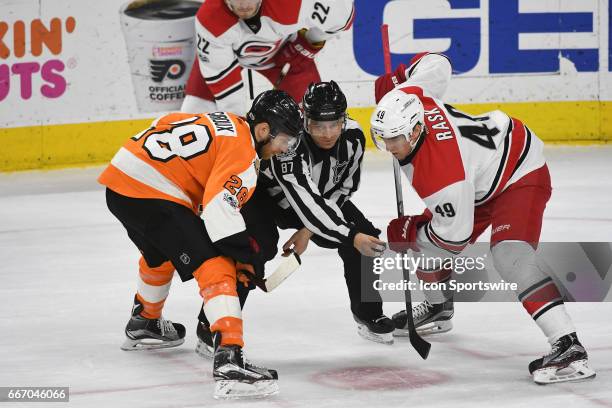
[257,118,365,246]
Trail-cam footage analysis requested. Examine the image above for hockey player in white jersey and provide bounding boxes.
[181,0,355,115]
[370,52,596,384]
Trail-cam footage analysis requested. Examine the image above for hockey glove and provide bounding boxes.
[235,236,265,289]
[387,209,432,253]
[273,29,324,72]
[374,63,408,103]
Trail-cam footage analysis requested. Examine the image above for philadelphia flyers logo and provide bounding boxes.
[150,59,186,82]
[236,40,281,58]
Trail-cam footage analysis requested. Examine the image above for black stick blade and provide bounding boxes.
[409,330,431,360]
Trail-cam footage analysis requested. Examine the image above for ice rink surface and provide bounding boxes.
[1,147,611,408]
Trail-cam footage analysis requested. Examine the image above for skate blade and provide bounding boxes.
[356,324,394,345]
[213,380,279,400]
[120,337,184,351]
[195,339,214,359]
[394,320,453,337]
[533,360,596,385]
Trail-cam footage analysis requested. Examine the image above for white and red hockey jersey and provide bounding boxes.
[193,0,354,113]
[392,53,546,256]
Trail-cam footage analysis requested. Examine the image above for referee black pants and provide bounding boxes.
[199,188,385,325]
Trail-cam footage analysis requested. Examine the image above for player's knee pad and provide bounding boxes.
[194,256,237,295]
[491,240,547,294]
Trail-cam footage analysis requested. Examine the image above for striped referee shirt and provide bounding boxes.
[258,118,365,245]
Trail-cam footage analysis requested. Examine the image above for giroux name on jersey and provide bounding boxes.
[206,112,236,136]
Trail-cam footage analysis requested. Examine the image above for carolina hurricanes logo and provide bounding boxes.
[150,59,186,82]
[236,40,282,58]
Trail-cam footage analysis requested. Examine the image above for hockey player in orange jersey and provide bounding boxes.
[98,90,302,399]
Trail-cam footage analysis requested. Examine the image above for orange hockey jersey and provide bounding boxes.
[98,111,259,245]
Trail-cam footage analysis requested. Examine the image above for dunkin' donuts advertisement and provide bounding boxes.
[119,0,200,112]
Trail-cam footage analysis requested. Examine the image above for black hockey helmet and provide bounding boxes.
[247,90,302,140]
[302,81,347,122]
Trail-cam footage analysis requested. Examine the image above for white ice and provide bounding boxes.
[1,147,611,408]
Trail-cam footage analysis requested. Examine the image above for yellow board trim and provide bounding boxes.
[0,119,154,172]
[1,101,611,171]
[351,101,612,149]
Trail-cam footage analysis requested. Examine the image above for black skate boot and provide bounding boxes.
[529,332,596,384]
[212,333,279,399]
[120,295,185,351]
[353,314,394,345]
[393,298,454,337]
[195,321,214,359]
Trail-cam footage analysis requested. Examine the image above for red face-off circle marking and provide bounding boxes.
[311,366,449,391]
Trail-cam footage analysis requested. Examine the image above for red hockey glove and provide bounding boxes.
[273,29,324,72]
[387,209,432,253]
[374,63,408,103]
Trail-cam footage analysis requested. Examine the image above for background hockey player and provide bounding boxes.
[196,81,393,354]
[370,52,596,384]
[98,90,302,398]
[181,0,355,115]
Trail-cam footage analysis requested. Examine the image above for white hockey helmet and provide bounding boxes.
[370,89,425,151]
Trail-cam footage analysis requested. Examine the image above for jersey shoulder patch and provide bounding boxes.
[197,0,239,38]
[275,148,298,162]
[261,0,301,25]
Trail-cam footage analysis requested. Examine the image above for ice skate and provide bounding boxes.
[120,296,185,351]
[393,298,454,337]
[195,321,214,359]
[353,314,394,345]
[213,334,279,399]
[529,332,596,384]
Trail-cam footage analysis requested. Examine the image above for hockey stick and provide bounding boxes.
[238,251,302,293]
[247,69,254,100]
[262,250,301,292]
[273,62,291,89]
[381,24,431,360]
[247,62,289,101]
